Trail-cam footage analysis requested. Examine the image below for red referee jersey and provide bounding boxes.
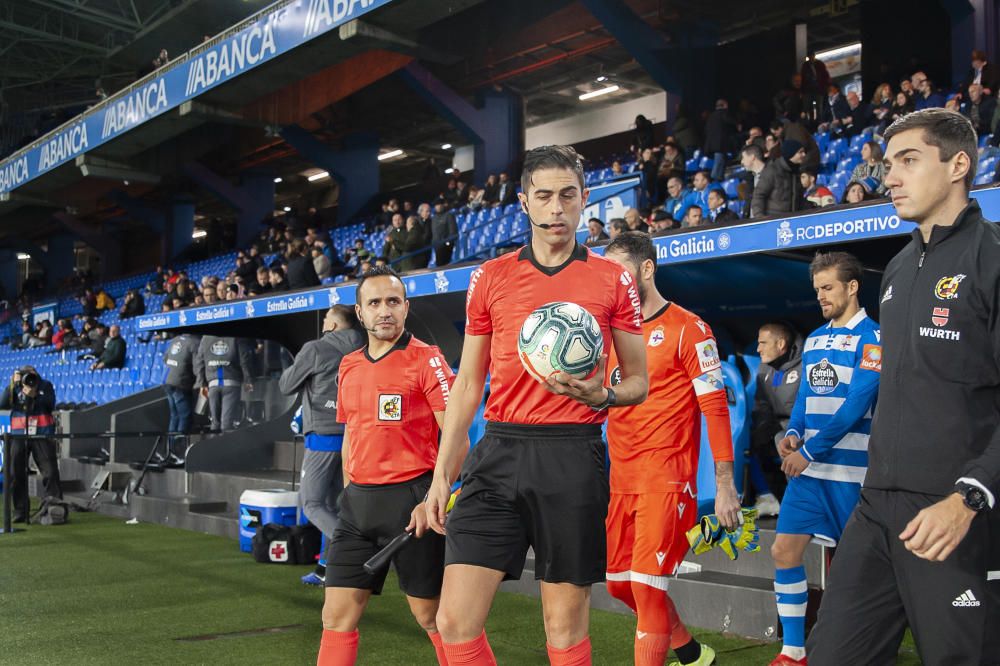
[337,332,454,484]
[465,242,643,425]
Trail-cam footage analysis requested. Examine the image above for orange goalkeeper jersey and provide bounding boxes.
[607,302,734,494]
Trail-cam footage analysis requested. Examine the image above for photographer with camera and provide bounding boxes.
[0,366,62,523]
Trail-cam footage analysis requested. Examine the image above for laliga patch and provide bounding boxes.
[935,274,966,300]
[932,307,949,327]
[648,326,665,347]
[694,339,721,371]
[808,359,839,394]
[859,344,882,372]
[378,394,402,421]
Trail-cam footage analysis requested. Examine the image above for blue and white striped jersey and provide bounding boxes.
[786,308,882,484]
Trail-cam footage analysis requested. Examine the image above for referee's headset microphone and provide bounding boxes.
[523,202,554,230]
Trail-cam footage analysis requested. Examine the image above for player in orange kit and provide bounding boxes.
[603,232,741,666]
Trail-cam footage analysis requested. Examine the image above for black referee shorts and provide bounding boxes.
[807,488,1000,665]
[445,422,609,586]
[325,471,445,599]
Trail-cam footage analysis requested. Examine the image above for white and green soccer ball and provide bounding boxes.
[518,302,604,382]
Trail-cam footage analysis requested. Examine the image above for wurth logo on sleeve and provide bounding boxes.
[428,355,451,404]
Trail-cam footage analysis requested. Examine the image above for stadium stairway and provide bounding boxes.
[501,520,827,641]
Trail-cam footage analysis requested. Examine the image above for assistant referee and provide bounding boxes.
[808,109,1000,664]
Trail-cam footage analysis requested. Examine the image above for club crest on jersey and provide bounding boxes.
[648,326,665,347]
[932,307,949,327]
[694,340,721,371]
[837,334,853,350]
[378,394,402,421]
[808,359,839,394]
[170,341,182,355]
[211,340,230,356]
[935,274,966,300]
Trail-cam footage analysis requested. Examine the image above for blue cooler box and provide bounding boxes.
[239,489,299,553]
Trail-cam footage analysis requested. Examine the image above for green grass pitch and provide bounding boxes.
[1,509,921,664]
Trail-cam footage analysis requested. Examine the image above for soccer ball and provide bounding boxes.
[518,302,604,382]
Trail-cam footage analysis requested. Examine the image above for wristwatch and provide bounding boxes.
[954,482,989,513]
[590,387,617,411]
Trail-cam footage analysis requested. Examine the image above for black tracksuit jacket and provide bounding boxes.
[866,200,1000,505]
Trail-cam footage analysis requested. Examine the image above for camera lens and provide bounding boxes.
[21,372,38,388]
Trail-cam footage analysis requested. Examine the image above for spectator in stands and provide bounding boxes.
[431,198,458,266]
[95,288,115,312]
[851,141,887,193]
[79,288,98,317]
[454,179,469,208]
[771,119,820,170]
[899,77,915,101]
[147,265,167,294]
[745,126,765,150]
[912,72,945,109]
[483,174,499,205]
[200,283,218,305]
[871,83,895,130]
[494,172,517,207]
[312,245,332,281]
[800,169,836,209]
[585,218,609,246]
[356,259,373,277]
[215,280,228,303]
[384,213,408,266]
[671,103,701,156]
[269,266,289,292]
[963,49,1000,98]
[607,218,628,240]
[821,83,851,132]
[705,99,737,181]
[443,179,459,207]
[624,208,649,233]
[27,320,52,348]
[657,141,685,196]
[774,73,805,122]
[632,114,655,152]
[226,284,241,301]
[681,205,704,228]
[410,204,433,269]
[681,170,713,217]
[235,253,257,285]
[752,140,806,217]
[248,267,271,295]
[51,319,77,351]
[285,239,320,289]
[77,322,107,361]
[841,91,874,137]
[119,289,145,318]
[960,84,997,135]
[841,179,878,204]
[637,147,659,202]
[467,185,485,211]
[707,189,739,223]
[90,325,125,370]
[740,144,768,217]
[650,210,675,233]
[801,54,831,123]
[890,90,914,124]
[611,160,624,176]
[663,176,689,220]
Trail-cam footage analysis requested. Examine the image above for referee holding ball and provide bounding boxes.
[808,109,1000,664]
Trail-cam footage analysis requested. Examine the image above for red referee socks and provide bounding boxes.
[428,630,449,665]
[442,631,496,665]
[546,636,592,666]
[316,629,359,666]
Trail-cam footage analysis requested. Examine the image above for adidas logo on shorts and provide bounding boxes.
[952,589,981,607]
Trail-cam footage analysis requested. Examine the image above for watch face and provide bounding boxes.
[967,488,987,510]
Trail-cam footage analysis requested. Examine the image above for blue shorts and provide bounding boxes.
[776,473,861,546]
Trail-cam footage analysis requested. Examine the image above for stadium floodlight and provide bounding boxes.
[596,75,607,82]
[378,149,405,161]
[307,171,329,182]
[191,230,207,239]
[16,253,30,260]
[579,85,620,101]
[445,168,454,174]
[283,206,292,212]
[273,177,282,183]
[441,143,452,150]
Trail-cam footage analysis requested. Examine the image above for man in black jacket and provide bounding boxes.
[751,140,806,217]
[90,325,125,370]
[162,333,200,464]
[431,199,458,266]
[1,367,62,522]
[808,109,1000,664]
[704,99,736,181]
[285,239,320,290]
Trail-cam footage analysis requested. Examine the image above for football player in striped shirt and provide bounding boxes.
[768,252,881,666]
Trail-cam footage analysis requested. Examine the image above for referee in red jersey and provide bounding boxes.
[316,266,458,666]
[426,145,649,666]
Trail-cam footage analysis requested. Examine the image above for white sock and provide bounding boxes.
[781,645,806,660]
